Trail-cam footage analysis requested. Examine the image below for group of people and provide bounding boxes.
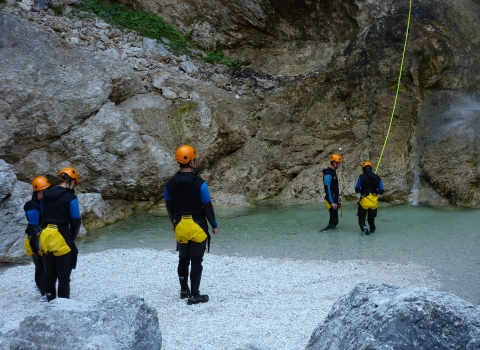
[321,153,385,235]
[23,148,382,306]
[24,167,81,302]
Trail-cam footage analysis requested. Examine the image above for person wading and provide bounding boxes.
[321,153,343,232]
[24,176,51,301]
[355,161,384,235]
[164,145,219,305]
[39,167,81,301]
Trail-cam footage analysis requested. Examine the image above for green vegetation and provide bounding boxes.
[76,0,239,67]
[53,4,63,15]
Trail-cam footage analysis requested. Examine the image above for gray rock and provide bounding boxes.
[306,283,480,350]
[0,160,16,201]
[0,295,162,350]
[142,37,171,60]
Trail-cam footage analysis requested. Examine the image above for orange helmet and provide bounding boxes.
[329,153,343,163]
[175,145,196,164]
[58,167,79,184]
[362,161,373,169]
[32,176,51,192]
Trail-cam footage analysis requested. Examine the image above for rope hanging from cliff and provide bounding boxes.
[375,0,413,174]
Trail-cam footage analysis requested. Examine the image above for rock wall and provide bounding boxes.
[0,0,480,258]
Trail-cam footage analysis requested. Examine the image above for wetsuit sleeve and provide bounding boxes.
[25,209,41,250]
[323,174,334,203]
[164,187,174,223]
[200,182,218,228]
[377,179,385,194]
[355,176,362,193]
[69,198,81,240]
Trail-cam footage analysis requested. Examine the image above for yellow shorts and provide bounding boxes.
[359,194,379,210]
[175,215,207,244]
[39,224,71,256]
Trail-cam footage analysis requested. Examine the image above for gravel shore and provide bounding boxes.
[0,249,439,349]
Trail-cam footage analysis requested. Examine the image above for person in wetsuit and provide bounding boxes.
[355,161,384,235]
[40,167,81,301]
[164,145,219,305]
[24,176,51,301]
[321,153,343,232]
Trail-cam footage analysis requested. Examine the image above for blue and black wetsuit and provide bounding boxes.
[322,167,340,230]
[40,186,81,300]
[355,171,384,233]
[164,172,218,297]
[24,196,46,295]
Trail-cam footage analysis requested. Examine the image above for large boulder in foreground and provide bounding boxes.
[306,283,480,350]
[0,295,162,350]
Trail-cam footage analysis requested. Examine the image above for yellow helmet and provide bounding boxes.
[362,161,373,169]
[58,167,79,184]
[175,145,196,164]
[329,153,343,163]
[32,176,50,192]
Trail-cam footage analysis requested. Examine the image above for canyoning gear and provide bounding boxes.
[58,167,79,184]
[40,183,82,302]
[362,161,373,169]
[174,216,208,244]
[375,0,412,173]
[165,166,218,301]
[180,288,191,299]
[32,176,51,192]
[24,195,46,294]
[322,166,340,230]
[41,186,82,241]
[362,225,370,235]
[39,225,71,256]
[329,153,343,163]
[175,145,196,164]
[165,172,217,251]
[39,295,48,302]
[322,168,339,205]
[187,293,209,305]
[355,170,384,234]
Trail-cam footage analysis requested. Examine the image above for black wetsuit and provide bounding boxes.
[164,172,218,297]
[41,186,81,300]
[24,196,46,296]
[355,170,384,233]
[322,167,340,230]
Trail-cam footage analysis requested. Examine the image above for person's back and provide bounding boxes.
[355,161,384,235]
[164,145,219,305]
[39,167,81,301]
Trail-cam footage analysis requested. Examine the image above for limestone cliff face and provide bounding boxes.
[0,0,480,258]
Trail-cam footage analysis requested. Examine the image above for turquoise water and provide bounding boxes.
[77,200,480,304]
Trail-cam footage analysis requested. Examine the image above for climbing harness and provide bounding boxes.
[375,0,413,174]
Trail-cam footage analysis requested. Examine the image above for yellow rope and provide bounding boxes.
[375,0,413,174]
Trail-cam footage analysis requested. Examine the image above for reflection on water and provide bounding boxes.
[77,200,480,304]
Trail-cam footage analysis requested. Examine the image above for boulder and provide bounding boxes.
[0,295,162,350]
[306,283,480,350]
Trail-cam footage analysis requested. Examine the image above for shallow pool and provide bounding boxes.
[77,200,480,304]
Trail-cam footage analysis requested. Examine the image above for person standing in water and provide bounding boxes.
[164,145,219,305]
[24,176,51,301]
[40,167,81,301]
[355,161,384,235]
[321,153,343,232]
